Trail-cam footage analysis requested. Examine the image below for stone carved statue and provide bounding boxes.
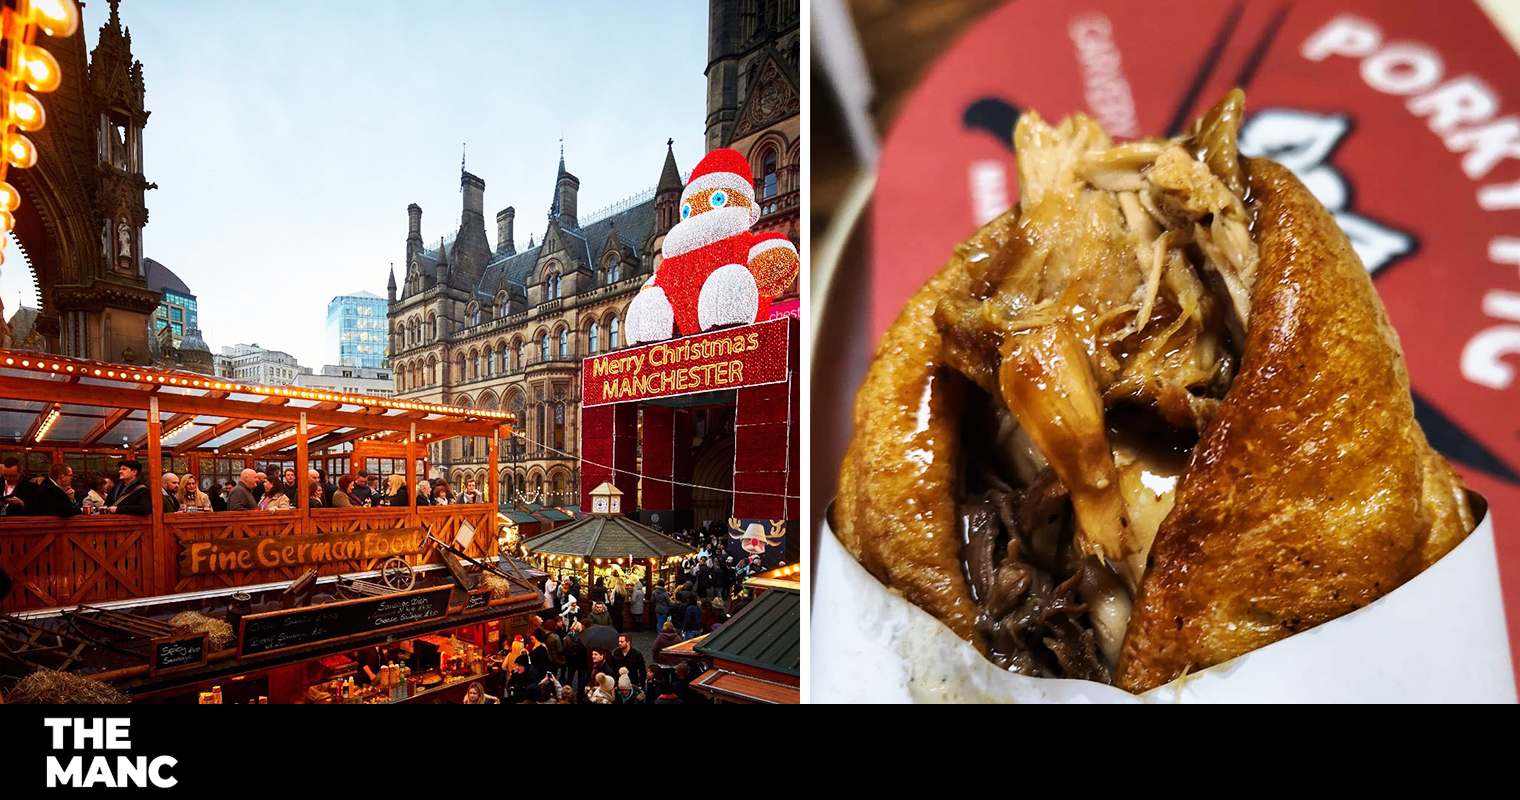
[117,222,131,266]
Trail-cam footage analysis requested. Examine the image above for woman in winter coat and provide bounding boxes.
[681,600,703,641]
[630,582,646,632]
[653,620,684,667]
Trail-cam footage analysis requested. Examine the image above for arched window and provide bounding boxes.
[559,329,569,358]
[430,315,438,341]
[472,351,481,379]
[607,255,620,284]
[429,358,438,385]
[763,150,779,198]
[469,304,481,326]
[516,341,525,370]
[553,473,565,501]
[553,402,565,451]
[536,401,546,447]
[496,292,507,317]
[588,322,599,355]
[497,344,507,373]
[484,348,493,377]
[609,316,620,349]
[541,334,550,361]
[457,354,466,382]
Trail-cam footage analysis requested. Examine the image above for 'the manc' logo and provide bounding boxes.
[44,718,178,788]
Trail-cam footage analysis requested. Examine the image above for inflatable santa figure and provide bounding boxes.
[625,148,799,344]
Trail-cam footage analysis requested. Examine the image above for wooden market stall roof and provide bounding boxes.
[522,514,696,561]
[0,348,514,457]
[696,585,799,676]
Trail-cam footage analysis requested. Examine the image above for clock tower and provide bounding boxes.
[588,481,623,516]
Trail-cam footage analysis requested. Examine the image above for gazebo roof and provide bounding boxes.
[524,514,695,560]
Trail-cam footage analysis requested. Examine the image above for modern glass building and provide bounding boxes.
[145,258,198,347]
[326,291,389,369]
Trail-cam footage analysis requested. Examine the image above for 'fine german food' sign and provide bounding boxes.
[179,529,426,577]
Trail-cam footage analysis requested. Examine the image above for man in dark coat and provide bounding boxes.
[226,469,258,512]
[352,470,375,507]
[609,634,647,690]
[105,461,152,516]
[1,457,38,517]
[30,463,79,517]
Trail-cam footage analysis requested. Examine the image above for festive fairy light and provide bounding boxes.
[248,428,297,451]
[162,419,195,442]
[33,403,60,442]
[0,1,76,233]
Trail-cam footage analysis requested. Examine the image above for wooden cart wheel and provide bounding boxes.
[382,557,415,590]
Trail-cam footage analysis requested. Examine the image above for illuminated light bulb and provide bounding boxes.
[0,182,18,212]
[17,46,62,93]
[0,210,13,232]
[28,0,81,38]
[5,135,37,168]
[6,90,45,132]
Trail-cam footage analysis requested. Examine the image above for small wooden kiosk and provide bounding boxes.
[522,482,695,625]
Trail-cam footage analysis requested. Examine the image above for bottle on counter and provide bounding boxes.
[211,686,223,705]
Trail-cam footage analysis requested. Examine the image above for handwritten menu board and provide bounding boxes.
[151,632,209,676]
[237,585,453,658]
[465,588,492,612]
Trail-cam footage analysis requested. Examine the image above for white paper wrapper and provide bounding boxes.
[812,505,1514,703]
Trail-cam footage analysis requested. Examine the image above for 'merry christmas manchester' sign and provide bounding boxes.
[582,317,790,407]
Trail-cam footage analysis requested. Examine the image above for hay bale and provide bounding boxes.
[6,669,128,704]
[480,573,513,599]
[169,611,234,651]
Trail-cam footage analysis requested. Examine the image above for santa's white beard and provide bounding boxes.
[663,206,752,258]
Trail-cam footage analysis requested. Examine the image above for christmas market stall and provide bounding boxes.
[0,348,552,703]
[692,583,799,704]
[522,482,695,627]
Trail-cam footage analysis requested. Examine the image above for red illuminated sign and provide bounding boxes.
[582,318,791,407]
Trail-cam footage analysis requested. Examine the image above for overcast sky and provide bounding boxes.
[1,0,709,368]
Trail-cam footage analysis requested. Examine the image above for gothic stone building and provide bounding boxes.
[388,149,684,506]
[388,0,800,512]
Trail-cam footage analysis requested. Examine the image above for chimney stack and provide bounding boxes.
[556,171,579,228]
[461,172,485,222]
[497,207,516,254]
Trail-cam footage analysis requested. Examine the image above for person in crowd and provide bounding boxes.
[161,472,181,513]
[528,633,551,676]
[312,468,336,507]
[308,480,325,509]
[385,474,409,506]
[590,648,613,686]
[178,473,211,511]
[587,672,616,704]
[206,481,227,512]
[719,556,736,600]
[559,684,578,705]
[588,601,613,628]
[430,483,451,505]
[536,675,561,704]
[351,470,374,506]
[460,478,482,504]
[505,655,539,704]
[463,682,498,704]
[30,463,79,517]
[696,557,714,600]
[681,597,704,641]
[282,467,300,506]
[653,620,683,669]
[653,582,671,634]
[326,475,350,507]
[701,598,726,633]
[609,574,627,632]
[671,662,703,704]
[559,594,580,629]
[651,678,682,704]
[251,471,267,504]
[630,580,646,632]
[226,469,259,511]
[610,633,646,691]
[80,473,109,512]
[101,475,116,501]
[104,461,151,516]
[415,480,433,507]
[615,669,643,704]
[728,588,752,617]
[259,473,291,511]
[562,621,588,693]
[591,576,606,606]
[1,456,37,517]
[543,575,558,610]
[668,590,687,640]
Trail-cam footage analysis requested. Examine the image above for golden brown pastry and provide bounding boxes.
[835,90,1475,691]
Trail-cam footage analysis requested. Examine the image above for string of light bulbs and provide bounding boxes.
[501,428,799,500]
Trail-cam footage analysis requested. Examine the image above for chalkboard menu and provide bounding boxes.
[238,585,454,658]
[151,632,209,676]
[465,588,492,612]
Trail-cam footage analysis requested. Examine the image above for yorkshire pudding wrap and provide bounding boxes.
[835,90,1475,693]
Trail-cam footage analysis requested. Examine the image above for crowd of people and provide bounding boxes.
[0,457,491,518]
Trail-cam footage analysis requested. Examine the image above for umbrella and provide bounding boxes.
[582,624,619,653]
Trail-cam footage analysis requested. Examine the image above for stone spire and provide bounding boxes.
[387,263,397,303]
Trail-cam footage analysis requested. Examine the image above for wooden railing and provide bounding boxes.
[0,503,500,612]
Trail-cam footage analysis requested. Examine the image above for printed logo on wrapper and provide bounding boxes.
[859,0,1520,697]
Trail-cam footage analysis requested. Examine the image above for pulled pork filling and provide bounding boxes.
[940,90,1257,680]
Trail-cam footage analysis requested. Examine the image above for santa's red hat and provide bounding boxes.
[681,148,759,225]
